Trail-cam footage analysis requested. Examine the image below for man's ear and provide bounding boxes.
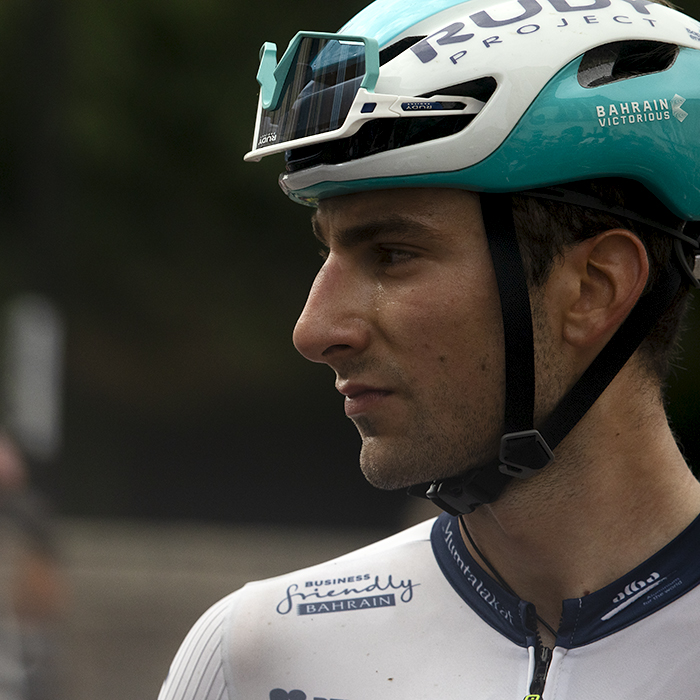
[559,229,649,350]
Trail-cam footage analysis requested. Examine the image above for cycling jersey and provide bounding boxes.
[159,512,700,700]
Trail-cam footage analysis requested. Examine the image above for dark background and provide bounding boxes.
[0,0,698,530]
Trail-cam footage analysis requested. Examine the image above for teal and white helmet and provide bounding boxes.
[246,0,700,222]
[246,0,700,514]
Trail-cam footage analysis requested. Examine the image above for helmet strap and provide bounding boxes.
[408,193,683,515]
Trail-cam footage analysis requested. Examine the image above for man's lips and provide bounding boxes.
[337,383,393,417]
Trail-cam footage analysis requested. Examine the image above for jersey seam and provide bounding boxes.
[565,598,584,647]
[219,592,237,700]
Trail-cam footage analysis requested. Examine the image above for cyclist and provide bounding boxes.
[160,0,700,697]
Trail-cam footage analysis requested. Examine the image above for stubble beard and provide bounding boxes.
[352,374,503,491]
[348,294,565,493]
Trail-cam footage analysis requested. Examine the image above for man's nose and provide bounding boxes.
[293,256,371,364]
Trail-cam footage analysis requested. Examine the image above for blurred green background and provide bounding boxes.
[0,0,698,529]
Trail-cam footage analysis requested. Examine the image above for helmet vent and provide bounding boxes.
[379,37,426,65]
[578,41,679,88]
[286,115,474,172]
[422,77,497,104]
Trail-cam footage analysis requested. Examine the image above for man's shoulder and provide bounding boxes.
[228,517,437,610]
[158,518,442,700]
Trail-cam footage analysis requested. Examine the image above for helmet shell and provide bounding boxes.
[277,0,700,219]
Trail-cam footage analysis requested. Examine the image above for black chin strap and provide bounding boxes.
[408,193,683,515]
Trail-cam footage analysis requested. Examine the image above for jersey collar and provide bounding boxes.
[431,511,700,648]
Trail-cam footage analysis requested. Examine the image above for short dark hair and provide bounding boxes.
[511,178,693,383]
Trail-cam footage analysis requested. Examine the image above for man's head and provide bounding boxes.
[291,184,661,492]
[247,0,700,512]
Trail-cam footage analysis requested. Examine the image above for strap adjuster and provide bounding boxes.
[499,429,555,479]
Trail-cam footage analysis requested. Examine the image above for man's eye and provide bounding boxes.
[377,247,416,266]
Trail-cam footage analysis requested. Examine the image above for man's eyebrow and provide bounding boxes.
[311,214,432,248]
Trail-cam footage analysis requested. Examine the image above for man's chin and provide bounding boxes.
[359,453,466,492]
[358,441,494,492]
[359,465,416,491]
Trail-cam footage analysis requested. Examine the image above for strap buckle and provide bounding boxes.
[498,429,555,479]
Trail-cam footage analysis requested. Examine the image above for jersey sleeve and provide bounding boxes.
[158,594,234,700]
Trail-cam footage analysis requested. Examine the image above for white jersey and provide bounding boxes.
[159,512,700,700]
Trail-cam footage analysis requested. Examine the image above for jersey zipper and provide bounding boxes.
[528,635,553,697]
[523,602,553,699]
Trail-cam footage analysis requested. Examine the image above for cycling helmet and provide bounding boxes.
[246,0,700,514]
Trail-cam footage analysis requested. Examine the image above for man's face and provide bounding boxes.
[293,188,506,490]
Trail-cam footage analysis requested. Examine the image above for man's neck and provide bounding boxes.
[460,388,700,647]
